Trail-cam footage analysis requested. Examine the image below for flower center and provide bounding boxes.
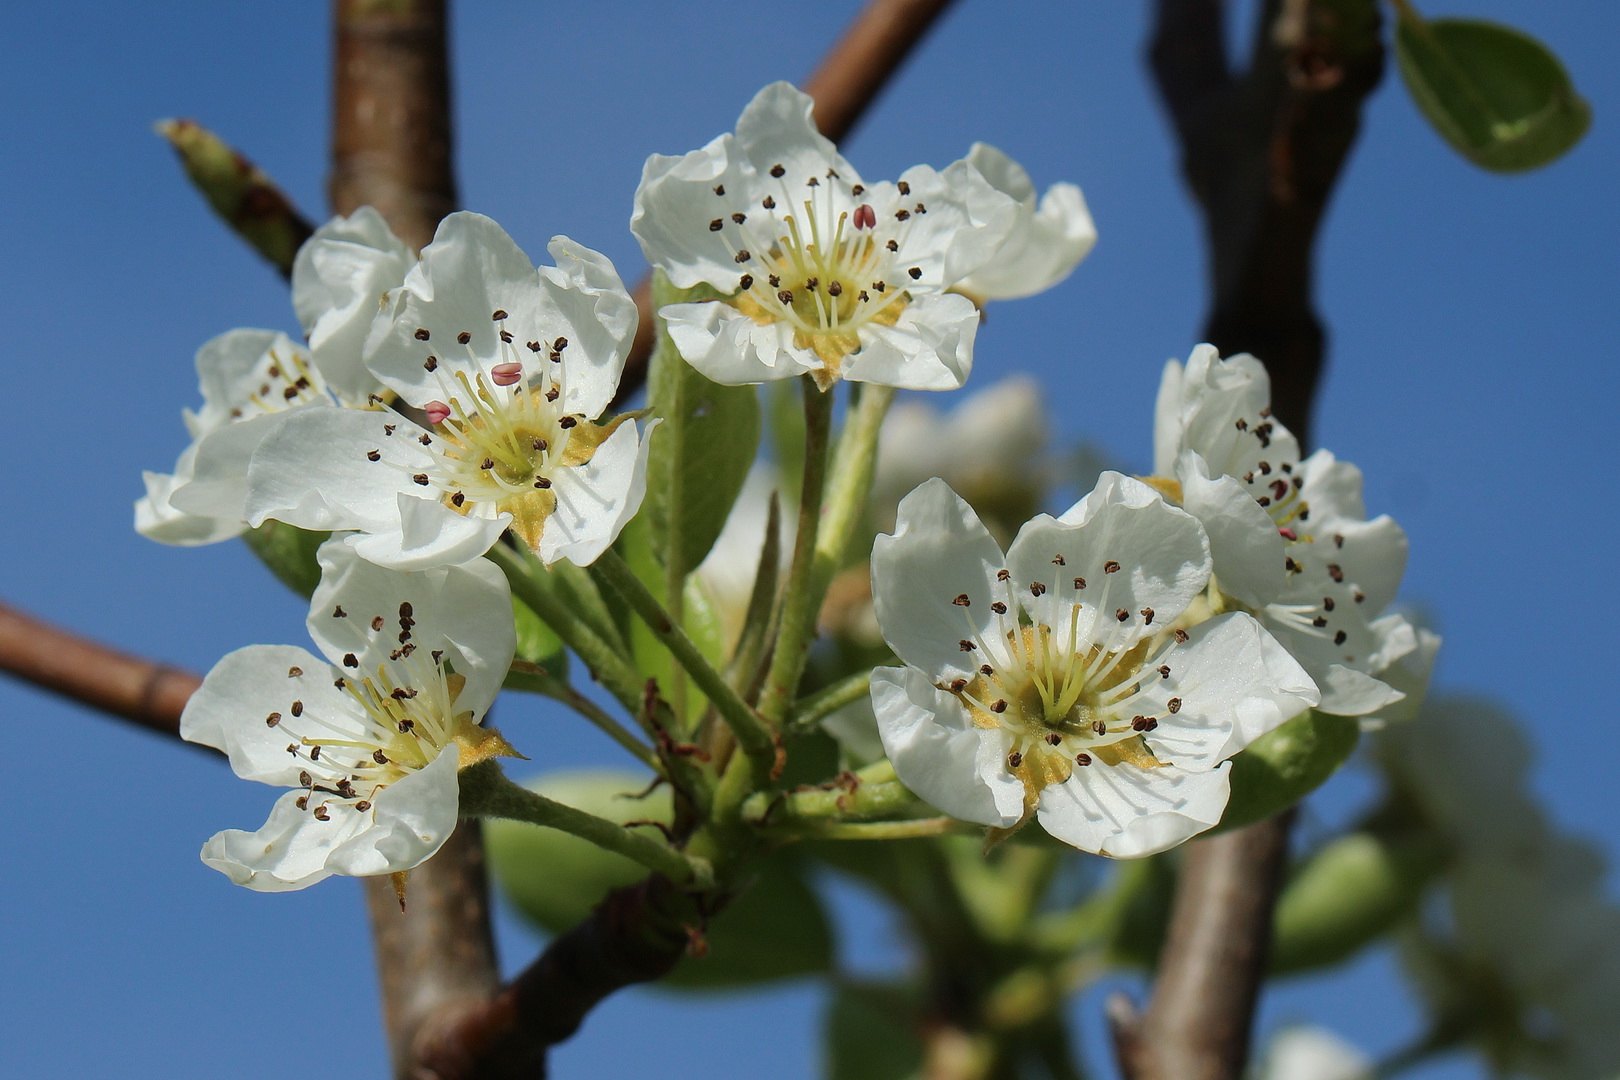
[708,166,928,381]
[943,564,1187,795]
[273,640,471,821]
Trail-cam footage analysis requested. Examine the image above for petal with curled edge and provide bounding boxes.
[871,666,1023,828]
[871,478,1006,680]
[1037,760,1231,858]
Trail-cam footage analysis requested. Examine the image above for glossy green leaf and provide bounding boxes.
[1395,12,1590,172]
[1271,830,1439,975]
[241,519,329,597]
[1214,710,1360,834]
[487,770,834,990]
[645,271,762,581]
[825,980,925,1080]
[510,594,567,677]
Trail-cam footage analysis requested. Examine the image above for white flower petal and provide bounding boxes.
[1311,663,1404,717]
[244,407,430,534]
[1035,472,1211,650]
[346,493,510,572]
[135,454,245,546]
[1037,760,1231,858]
[1260,1027,1373,1080]
[1140,612,1318,764]
[1175,450,1285,607]
[292,206,413,405]
[169,409,309,521]
[200,789,351,892]
[541,417,656,567]
[661,300,810,385]
[1295,449,1367,521]
[1152,356,1187,477]
[191,329,288,433]
[326,750,461,878]
[629,139,750,291]
[1156,345,1300,478]
[308,538,514,717]
[871,478,1006,678]
[1315,514,1407,615]
[1363,622,1439,726]
[732,81,856,195]
[844,292,979,390]
[871,666,1022,827]
[180,644,348,786]
[540,235,638,419]
[953,143,1096,301]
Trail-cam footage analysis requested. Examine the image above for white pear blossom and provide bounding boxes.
[1256,1027,1371,1080]
[869,475,1317,857]
[873,375,1049,535]
[243,212,653,571]
[137,210,410,546]
[181,541,517,891]
[631,81,1023,391]
[951,143,1097,303]
[1154,344,1428,716]
[136,328,377,545]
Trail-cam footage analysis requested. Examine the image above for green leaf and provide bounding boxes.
[824,980,925,1080]
[155,119,315,274]
[240,520,329,597]
[487,769,834,990]
[645,271,762,581]
[1395,11,1591,172]
[1213,710,1360,834]
[1271,830,1439,975]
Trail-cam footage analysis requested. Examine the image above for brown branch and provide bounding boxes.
[328,4,501,1077]
[1116,4,1386,1079]
[614,0,959,407]
[0,600,202,743]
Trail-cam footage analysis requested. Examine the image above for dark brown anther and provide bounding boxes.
[412,473,430,486]
[288,666,303,678]
[805,277,819,291]
[1007,750,1022,768]
[885,239,899,252]
[777,289,794,305]
[952,594,971,606]
[1076,753,1092,766]
[730,212,746,224]
[1158,665,1171,678]
[858,290,870,302]
[1141,607,1155,624]
[991,602,1008,615]
[333,606,346,618]
[770,163,785,178]
[914,203,926,214]
[762,194,776,209]
[414,328,430,341]
[384,424,396,435]
[1092,719,1108,735]
[499,330,513,344]
[997,569,1011,582]
[959,640,976,651]
[1334,534,1345,548]
[1235,418,1248,431]
[457,331,472,345]
[1334,630,1349,645]
[480,458,494,470]
[343,653,359,667]
[990,700,1008,714]
[290,700,304,717]
[895,209,910,221]
[559,416,577,429]
[309,745,321,761]
[1052,554,1067,565]
[897,180,911,196]
[451,492,466,507]
[979,664,994,676]
[1175,628,1189,643]
[950,678,967,692]
[296,796,309,811]
[1354,590,1367,604]
[1073,577,1087,590]
[739,274,754,290]
[1132,716,1149,731]
[1167,698,1182,713]
[373,749,388,764]
[1116,608,1129,622]
[735,250,752,264]
[713,183,725,196]
[907,266,922,279]
[1030,582,1047,597]
[534,477,552,489]
[709,218,723,232]
[806,176,820,187]
[1312,616,1328,627]
[531,437,548,452]
[1258,461,1272,475]
[355,800,372,812]
[282,387,299,401]
[312,804,330,821]
[418,433,432,446]
[491,309,508,321]
[1322,597,1336,611]
[1104,561,1121,574]
[527,340,542,352]
[1327,564,1344,583]
[371,616,385,631]
[397,718,415,733]
[828,281,843,297]
[545,388,560,402]
[266,712,281,727]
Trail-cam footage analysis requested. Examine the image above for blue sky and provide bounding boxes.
[2,2,1616,1077]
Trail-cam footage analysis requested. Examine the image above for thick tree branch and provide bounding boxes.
[614,0,959,406]
[1118,4,1386,1079]
[0,601,201,743]
[328,4,500,1077]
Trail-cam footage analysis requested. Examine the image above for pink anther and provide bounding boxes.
[424,400,451,425]
[491,362,523,387]
[852,204,877,231]
[1278,527,1298,542]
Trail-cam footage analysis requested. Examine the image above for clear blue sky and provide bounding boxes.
[2,2,1615,1078]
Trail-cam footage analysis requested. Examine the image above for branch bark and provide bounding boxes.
[1115,4,1386,1079]
[614,0,959,406]
[329,4,501,1077]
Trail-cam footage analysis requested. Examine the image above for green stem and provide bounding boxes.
[592,550,779,779]
[504,660,659,772]
[459,762,711,886]
[786,669,872,734]
[741,759,913,825]
[488,543,645,724]
[758,378,836,724]
[812,383,894,604]
[782,817,966,840]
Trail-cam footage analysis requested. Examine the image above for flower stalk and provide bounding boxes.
[504,659,660,772]
[459,761,711,887]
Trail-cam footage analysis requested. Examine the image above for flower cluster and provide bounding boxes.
[138,80,1430,896]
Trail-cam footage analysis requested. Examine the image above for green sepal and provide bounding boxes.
[486,770,834,990]
[1270,829,1441,975]
[1395,11,1590,173]
[155,118,314,275]
[645,270,762,581]
[1213,709,1360,834]
[240,520,329,597]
